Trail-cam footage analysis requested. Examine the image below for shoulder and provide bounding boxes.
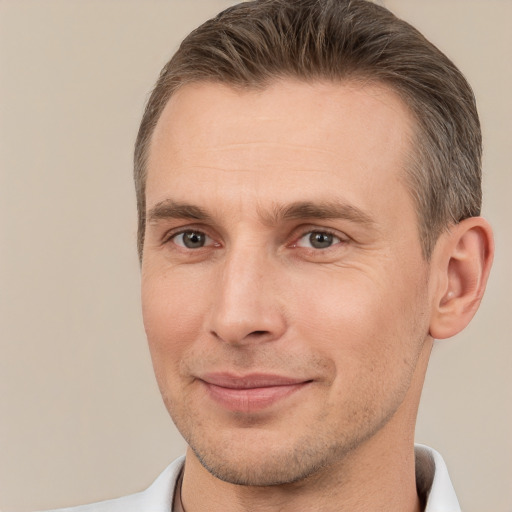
[37,456,185,512]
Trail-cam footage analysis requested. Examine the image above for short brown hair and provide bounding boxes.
[134,0,481,260]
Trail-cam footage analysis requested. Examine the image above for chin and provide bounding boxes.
[183,423,363,487]
[192,443,331,486]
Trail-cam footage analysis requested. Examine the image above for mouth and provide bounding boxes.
[198,373,313,413]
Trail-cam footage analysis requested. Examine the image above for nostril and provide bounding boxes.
[250,330,269,336]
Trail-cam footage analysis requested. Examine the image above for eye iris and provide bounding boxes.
[183,231,205,248]
[309,232,333,249]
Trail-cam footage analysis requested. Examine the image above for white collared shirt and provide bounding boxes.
[40,445,461,512]
[417,445,461,512]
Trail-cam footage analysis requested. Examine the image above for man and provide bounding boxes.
[45,0,493,510]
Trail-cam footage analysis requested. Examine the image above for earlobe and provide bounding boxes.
[429,217,494,340]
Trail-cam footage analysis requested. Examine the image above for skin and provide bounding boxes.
[141,80,493,511]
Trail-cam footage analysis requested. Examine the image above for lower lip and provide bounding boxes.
[203,381,309,413]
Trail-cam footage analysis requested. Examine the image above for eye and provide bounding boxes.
[171,230,214,249]
[295,231,343,249]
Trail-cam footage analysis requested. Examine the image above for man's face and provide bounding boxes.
[141,80,434,485]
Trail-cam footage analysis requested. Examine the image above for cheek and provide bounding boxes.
[141,267,208,374]
[294,272,429,430]
[291,270,392,342]
[290,265,428,377]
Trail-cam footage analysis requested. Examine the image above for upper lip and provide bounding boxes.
[199,372,311,389]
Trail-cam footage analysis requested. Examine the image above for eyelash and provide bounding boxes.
[292,229,346,250]
[163,228,217,249]
[162,227,348,252]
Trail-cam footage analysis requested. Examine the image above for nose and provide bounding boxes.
[207,245,287,345]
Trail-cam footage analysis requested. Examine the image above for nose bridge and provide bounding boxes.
[208,239,285,344]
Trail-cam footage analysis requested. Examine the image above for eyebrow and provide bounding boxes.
[147,198,375,228]
[147,200,212,224]
[262,200,376,227]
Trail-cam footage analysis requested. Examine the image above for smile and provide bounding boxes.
[198,373,312,413]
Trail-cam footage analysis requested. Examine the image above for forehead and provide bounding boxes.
[146,79,416,219]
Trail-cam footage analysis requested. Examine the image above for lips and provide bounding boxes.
[198,373,312,413]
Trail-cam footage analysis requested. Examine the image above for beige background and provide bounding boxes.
[0,1,510,511]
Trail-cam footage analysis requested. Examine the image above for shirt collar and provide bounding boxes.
[415,444,461,512]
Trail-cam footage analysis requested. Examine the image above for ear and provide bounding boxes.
[429,217,494,340]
